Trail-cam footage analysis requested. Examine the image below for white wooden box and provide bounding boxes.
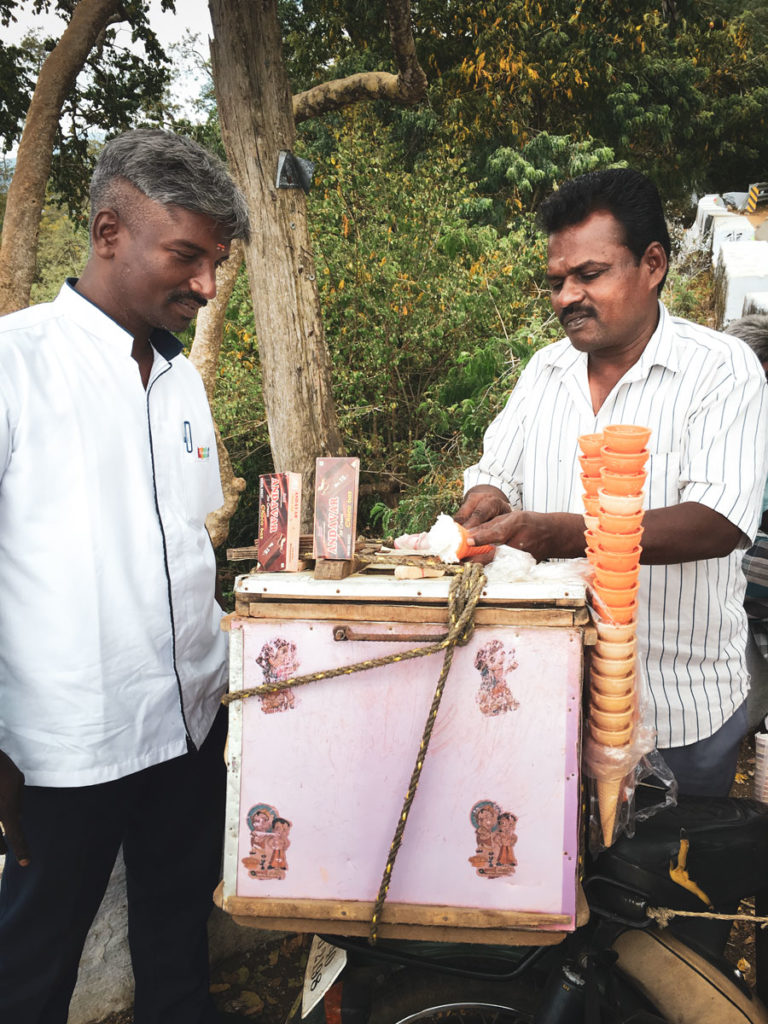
[219,572,591,945]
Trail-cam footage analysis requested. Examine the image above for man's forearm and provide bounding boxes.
[638,503,743,564]
[462,502,743,565]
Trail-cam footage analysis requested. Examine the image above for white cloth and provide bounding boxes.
[0,282,227,786]
[465,302,768,748]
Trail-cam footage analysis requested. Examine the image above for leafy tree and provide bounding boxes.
[208,0,427,528]
[0,0,175,313]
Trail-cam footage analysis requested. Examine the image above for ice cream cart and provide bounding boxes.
[217,569,592,946]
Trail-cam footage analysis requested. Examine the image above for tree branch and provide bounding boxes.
[292,0,426,124]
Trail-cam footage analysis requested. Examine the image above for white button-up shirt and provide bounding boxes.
[465,302,768,748]
[0,282,227,786]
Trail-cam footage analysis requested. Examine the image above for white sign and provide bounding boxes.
[301,935,348,1018]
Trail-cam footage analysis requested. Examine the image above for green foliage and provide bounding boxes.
[29,198,88,303]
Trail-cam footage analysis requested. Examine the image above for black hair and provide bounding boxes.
[724,314,768,364]
[538,169,670,292]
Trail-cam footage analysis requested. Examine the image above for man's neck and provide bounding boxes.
[73,272,154,389]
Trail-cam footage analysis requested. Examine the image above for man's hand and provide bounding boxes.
[467,510,588,562]
[454,486,512,529]
[0,749,29,866]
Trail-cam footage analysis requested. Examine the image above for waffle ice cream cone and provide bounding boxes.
[597,777,623,846]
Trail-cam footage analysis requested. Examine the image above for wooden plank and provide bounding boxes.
[220,893,572,931]
[229,536,316,561]
[228,914,567,946]
[227,546,260,561]
[313,557,362,580]
[236,601,587,628]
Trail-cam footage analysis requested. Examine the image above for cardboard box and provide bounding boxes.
[257,473,302,572]
[313,457,359,560]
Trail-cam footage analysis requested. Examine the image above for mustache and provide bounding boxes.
[169,290,208,310]
[558,303,595,325]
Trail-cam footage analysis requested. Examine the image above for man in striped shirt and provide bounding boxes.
[459,168,768,797]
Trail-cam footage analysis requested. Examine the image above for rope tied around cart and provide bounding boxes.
[223,562,488,944]
[647,906,768,929]
[222,562,486,706]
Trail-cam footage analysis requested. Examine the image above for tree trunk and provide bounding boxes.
[0,0,123,315]
[209,0,344,530]
[189,241,246,549]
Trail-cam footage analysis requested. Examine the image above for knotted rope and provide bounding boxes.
[647,906,768,930]
[369,563,486,942]
[223,562,488,943]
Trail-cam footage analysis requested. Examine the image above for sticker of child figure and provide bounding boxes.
[473,639,521,717]
[255,637,300,714]
[241,803,293,880]
[468,799,518,879]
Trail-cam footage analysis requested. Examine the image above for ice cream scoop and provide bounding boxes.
[427,514,495,563]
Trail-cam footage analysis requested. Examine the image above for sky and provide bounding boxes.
[7,0,214,49]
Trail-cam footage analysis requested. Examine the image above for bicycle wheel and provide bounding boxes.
[368,972,537,1024]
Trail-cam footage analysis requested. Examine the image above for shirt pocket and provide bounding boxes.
[644,451,680,510]
[180,421,221,524]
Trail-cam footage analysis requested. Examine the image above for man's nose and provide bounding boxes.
[190,262,218,301]
[557,277,585,307]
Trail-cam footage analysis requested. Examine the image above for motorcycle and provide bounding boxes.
[289,787,768,1024]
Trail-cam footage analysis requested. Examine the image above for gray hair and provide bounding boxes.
[723,314,768,365]
[89,129,250,242]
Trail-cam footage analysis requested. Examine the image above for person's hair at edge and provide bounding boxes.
[537,168,671,293]
[89,128,251,243]
[723,314,768,365]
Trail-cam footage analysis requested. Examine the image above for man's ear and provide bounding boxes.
[90,208,121,258]
[644,241,668,290]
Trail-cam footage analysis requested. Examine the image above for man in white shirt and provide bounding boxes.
[0,130,250,1023]
[458,168,768,797]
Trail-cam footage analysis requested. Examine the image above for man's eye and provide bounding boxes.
[581,271,601,282]
[173,250,196,261]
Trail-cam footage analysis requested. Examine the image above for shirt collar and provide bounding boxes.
[57,279,183,361]
[540,301,678,379]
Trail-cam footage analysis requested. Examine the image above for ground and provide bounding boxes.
[97,933,310,1024]
[209,934,309,1023]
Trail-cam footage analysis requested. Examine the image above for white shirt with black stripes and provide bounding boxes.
[464,302,768,748]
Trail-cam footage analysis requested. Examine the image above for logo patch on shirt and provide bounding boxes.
[197,446,210,460]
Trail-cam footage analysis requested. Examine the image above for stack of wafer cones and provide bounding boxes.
[579,425,651,846]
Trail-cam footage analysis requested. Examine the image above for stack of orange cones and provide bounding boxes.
[578,425,651,846]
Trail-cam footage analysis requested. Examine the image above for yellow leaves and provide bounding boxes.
[339,279,345,290]
[342,213,350,238]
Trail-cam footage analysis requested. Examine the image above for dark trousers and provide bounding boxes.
[658,700,748,797]
[0,707,228,1024]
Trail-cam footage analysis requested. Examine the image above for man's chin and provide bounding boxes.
[563,321,599,350]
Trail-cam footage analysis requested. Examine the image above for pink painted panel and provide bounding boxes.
[234,618,582,925]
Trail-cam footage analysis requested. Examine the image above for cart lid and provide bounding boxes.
[234,569,587,606]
